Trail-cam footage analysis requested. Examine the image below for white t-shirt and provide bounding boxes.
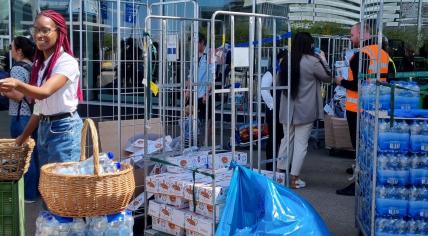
[34,51,80,116]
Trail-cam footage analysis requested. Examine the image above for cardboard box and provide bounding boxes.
[207,151,248,169]
[167,195,189,209]
[197,181,230,205]
[189,201,224,221]
[184,212,213,236]
[159,204,174,222]
[260,170,286,185]
[184,181,210,201]
[165,221,186,236]
[154,193,169,205]
[167,174,193,197]
[152,217,167,233]
[166,152,209,173]
[171,206,187,228]
[148,200,161,218]
[331,116,354,150]
[186,230,205,236]
[98,118,162,158]
[146,173,169,193]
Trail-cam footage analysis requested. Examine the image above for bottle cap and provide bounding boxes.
[107,151,114,159]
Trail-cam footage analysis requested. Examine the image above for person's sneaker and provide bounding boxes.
[336,182,355,196]
[291,178,306,189]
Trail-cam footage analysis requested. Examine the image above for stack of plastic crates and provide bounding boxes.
[357,81,428,236]
[0,179,24,236]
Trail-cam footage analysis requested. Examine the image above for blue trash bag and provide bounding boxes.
[216,164,331,236]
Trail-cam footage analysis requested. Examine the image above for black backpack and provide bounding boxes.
[12,62,33,120]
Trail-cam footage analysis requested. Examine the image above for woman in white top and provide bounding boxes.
[0,10,83,166]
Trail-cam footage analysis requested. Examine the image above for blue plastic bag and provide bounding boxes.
[216,165,330,236]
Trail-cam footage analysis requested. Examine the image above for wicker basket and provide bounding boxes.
[0,138,35,181]
[39,119,135,217]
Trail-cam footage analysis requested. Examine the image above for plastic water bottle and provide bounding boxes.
[104,212,132,236]
[36,211,51,236]
[124,211,134,235]
[375,217,389,233]
[39,214,59,236]
[398,120,410,151]
[69,218,86,236]
[376,186,388,199]
[389,153,400,171]
[379,85,391,110]
[80,152,114,175]
[421,121,428,152]
[87,216,108,236]
[394,218,407,234]
[377,152,389,170]
[398,153,409,170]
[54,164,80,175]
[378,119,390,151]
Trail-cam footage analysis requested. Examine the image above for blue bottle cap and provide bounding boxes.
[107,151,114,159]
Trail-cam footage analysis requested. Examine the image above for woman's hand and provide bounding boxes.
[0,78,20,92]
[319,50,327,61]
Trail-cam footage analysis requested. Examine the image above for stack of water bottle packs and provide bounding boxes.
[146,147,285,235]
[361,81,422,112]
[35,210,134,236]
[357,79,428,235]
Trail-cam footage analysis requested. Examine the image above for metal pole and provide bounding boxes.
[257,17,262,172]
[192,2,199,147]
[286,20,291,187]
[272,19,277,180]
[231,16,236,158]
[69,0,73,50]
[417,0,423,48]
[249,16,255,170]
[8,0,12,69]
[116,0,122,172]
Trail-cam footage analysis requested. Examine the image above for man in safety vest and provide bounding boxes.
[334,22,391,196]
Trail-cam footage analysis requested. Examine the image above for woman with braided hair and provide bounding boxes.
[0,10,83,167]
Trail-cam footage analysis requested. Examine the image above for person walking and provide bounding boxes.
[0,10,83,167]
[277,32,332,189]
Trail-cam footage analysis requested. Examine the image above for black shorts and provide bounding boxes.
[198,97,212,121]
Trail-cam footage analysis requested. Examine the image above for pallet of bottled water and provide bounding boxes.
[357,110,428,235]
[35,210,134,236]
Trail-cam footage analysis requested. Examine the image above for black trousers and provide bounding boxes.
[346,110,357,150]
[265,95,283,171]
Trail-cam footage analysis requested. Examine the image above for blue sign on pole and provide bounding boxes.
[101,2,108,20]
[125,3,136,23]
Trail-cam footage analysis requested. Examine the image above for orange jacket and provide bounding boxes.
[345,45,389,112]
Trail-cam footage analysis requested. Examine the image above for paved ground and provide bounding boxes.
[0,110,358,235]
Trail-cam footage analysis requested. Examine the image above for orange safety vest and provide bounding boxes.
[345,45,389,112]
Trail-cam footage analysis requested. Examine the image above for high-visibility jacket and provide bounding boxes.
[345,45,389,112]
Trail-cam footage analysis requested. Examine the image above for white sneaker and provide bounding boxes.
[291,178,306,189]
[296,179,306,188]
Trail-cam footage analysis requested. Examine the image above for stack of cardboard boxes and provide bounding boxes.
[146,151,286,235]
